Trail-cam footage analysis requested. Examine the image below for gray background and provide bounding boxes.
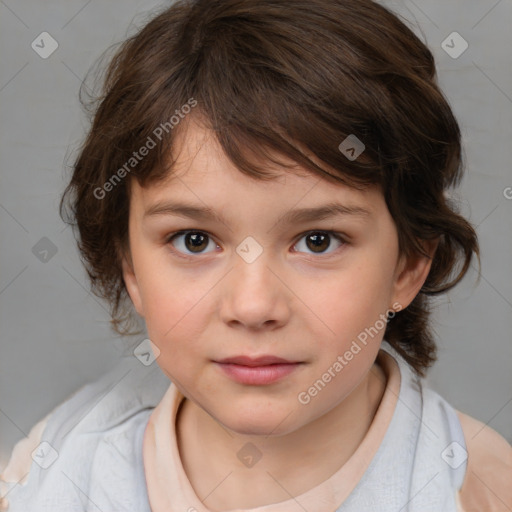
[1,0,511,470]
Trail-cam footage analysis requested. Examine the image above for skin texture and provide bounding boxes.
[122,118,436,509]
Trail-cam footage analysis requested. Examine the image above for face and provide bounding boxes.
[122,119,433,436]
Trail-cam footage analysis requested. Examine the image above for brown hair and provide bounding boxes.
[60,0,479,376]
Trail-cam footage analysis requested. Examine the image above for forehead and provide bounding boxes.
[129,118,384,216]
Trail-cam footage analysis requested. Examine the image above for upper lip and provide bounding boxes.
[215,355,299,366]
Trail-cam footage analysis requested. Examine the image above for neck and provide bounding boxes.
[176,361,387,510]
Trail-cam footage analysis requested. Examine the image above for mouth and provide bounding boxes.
[213,355,303,385]
[216,355,298,366]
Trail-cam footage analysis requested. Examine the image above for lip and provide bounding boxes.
[216,355,297,366]
[214,355,303,385]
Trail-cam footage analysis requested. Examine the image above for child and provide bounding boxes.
[1,0,511,510]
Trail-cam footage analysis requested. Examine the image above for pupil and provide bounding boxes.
[186,232,208,252]
[307,232,330,252]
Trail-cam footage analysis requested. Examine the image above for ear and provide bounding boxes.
[391,238,439,310]
[121,252,145,317]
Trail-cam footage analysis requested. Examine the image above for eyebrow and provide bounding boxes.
[143,200,371,226]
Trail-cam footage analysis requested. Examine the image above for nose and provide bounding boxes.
[219,252,291,331]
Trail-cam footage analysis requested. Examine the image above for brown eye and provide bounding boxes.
[185,232,209,252]
[168,231,217,255]
[306,232,330,252]
[293,231,345,255]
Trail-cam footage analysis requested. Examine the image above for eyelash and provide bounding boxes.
[165,229,348,260]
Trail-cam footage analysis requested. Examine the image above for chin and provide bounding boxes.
[215,405,302,437]
[225,419,291,437]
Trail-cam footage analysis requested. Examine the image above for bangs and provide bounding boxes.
[110,0,405,191]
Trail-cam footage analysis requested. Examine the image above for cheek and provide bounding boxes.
[141,279,206,382]
[135,261,216,360]
[300,259,395,356]
[134,250,194,321]
[143,283,205,341]
[312,264,393,319]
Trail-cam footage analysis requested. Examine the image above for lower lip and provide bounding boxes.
[215,362,301,385]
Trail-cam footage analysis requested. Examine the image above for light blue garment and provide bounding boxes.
[333,344,467,511]
[4,356,169,512]
[4,341,467,511]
